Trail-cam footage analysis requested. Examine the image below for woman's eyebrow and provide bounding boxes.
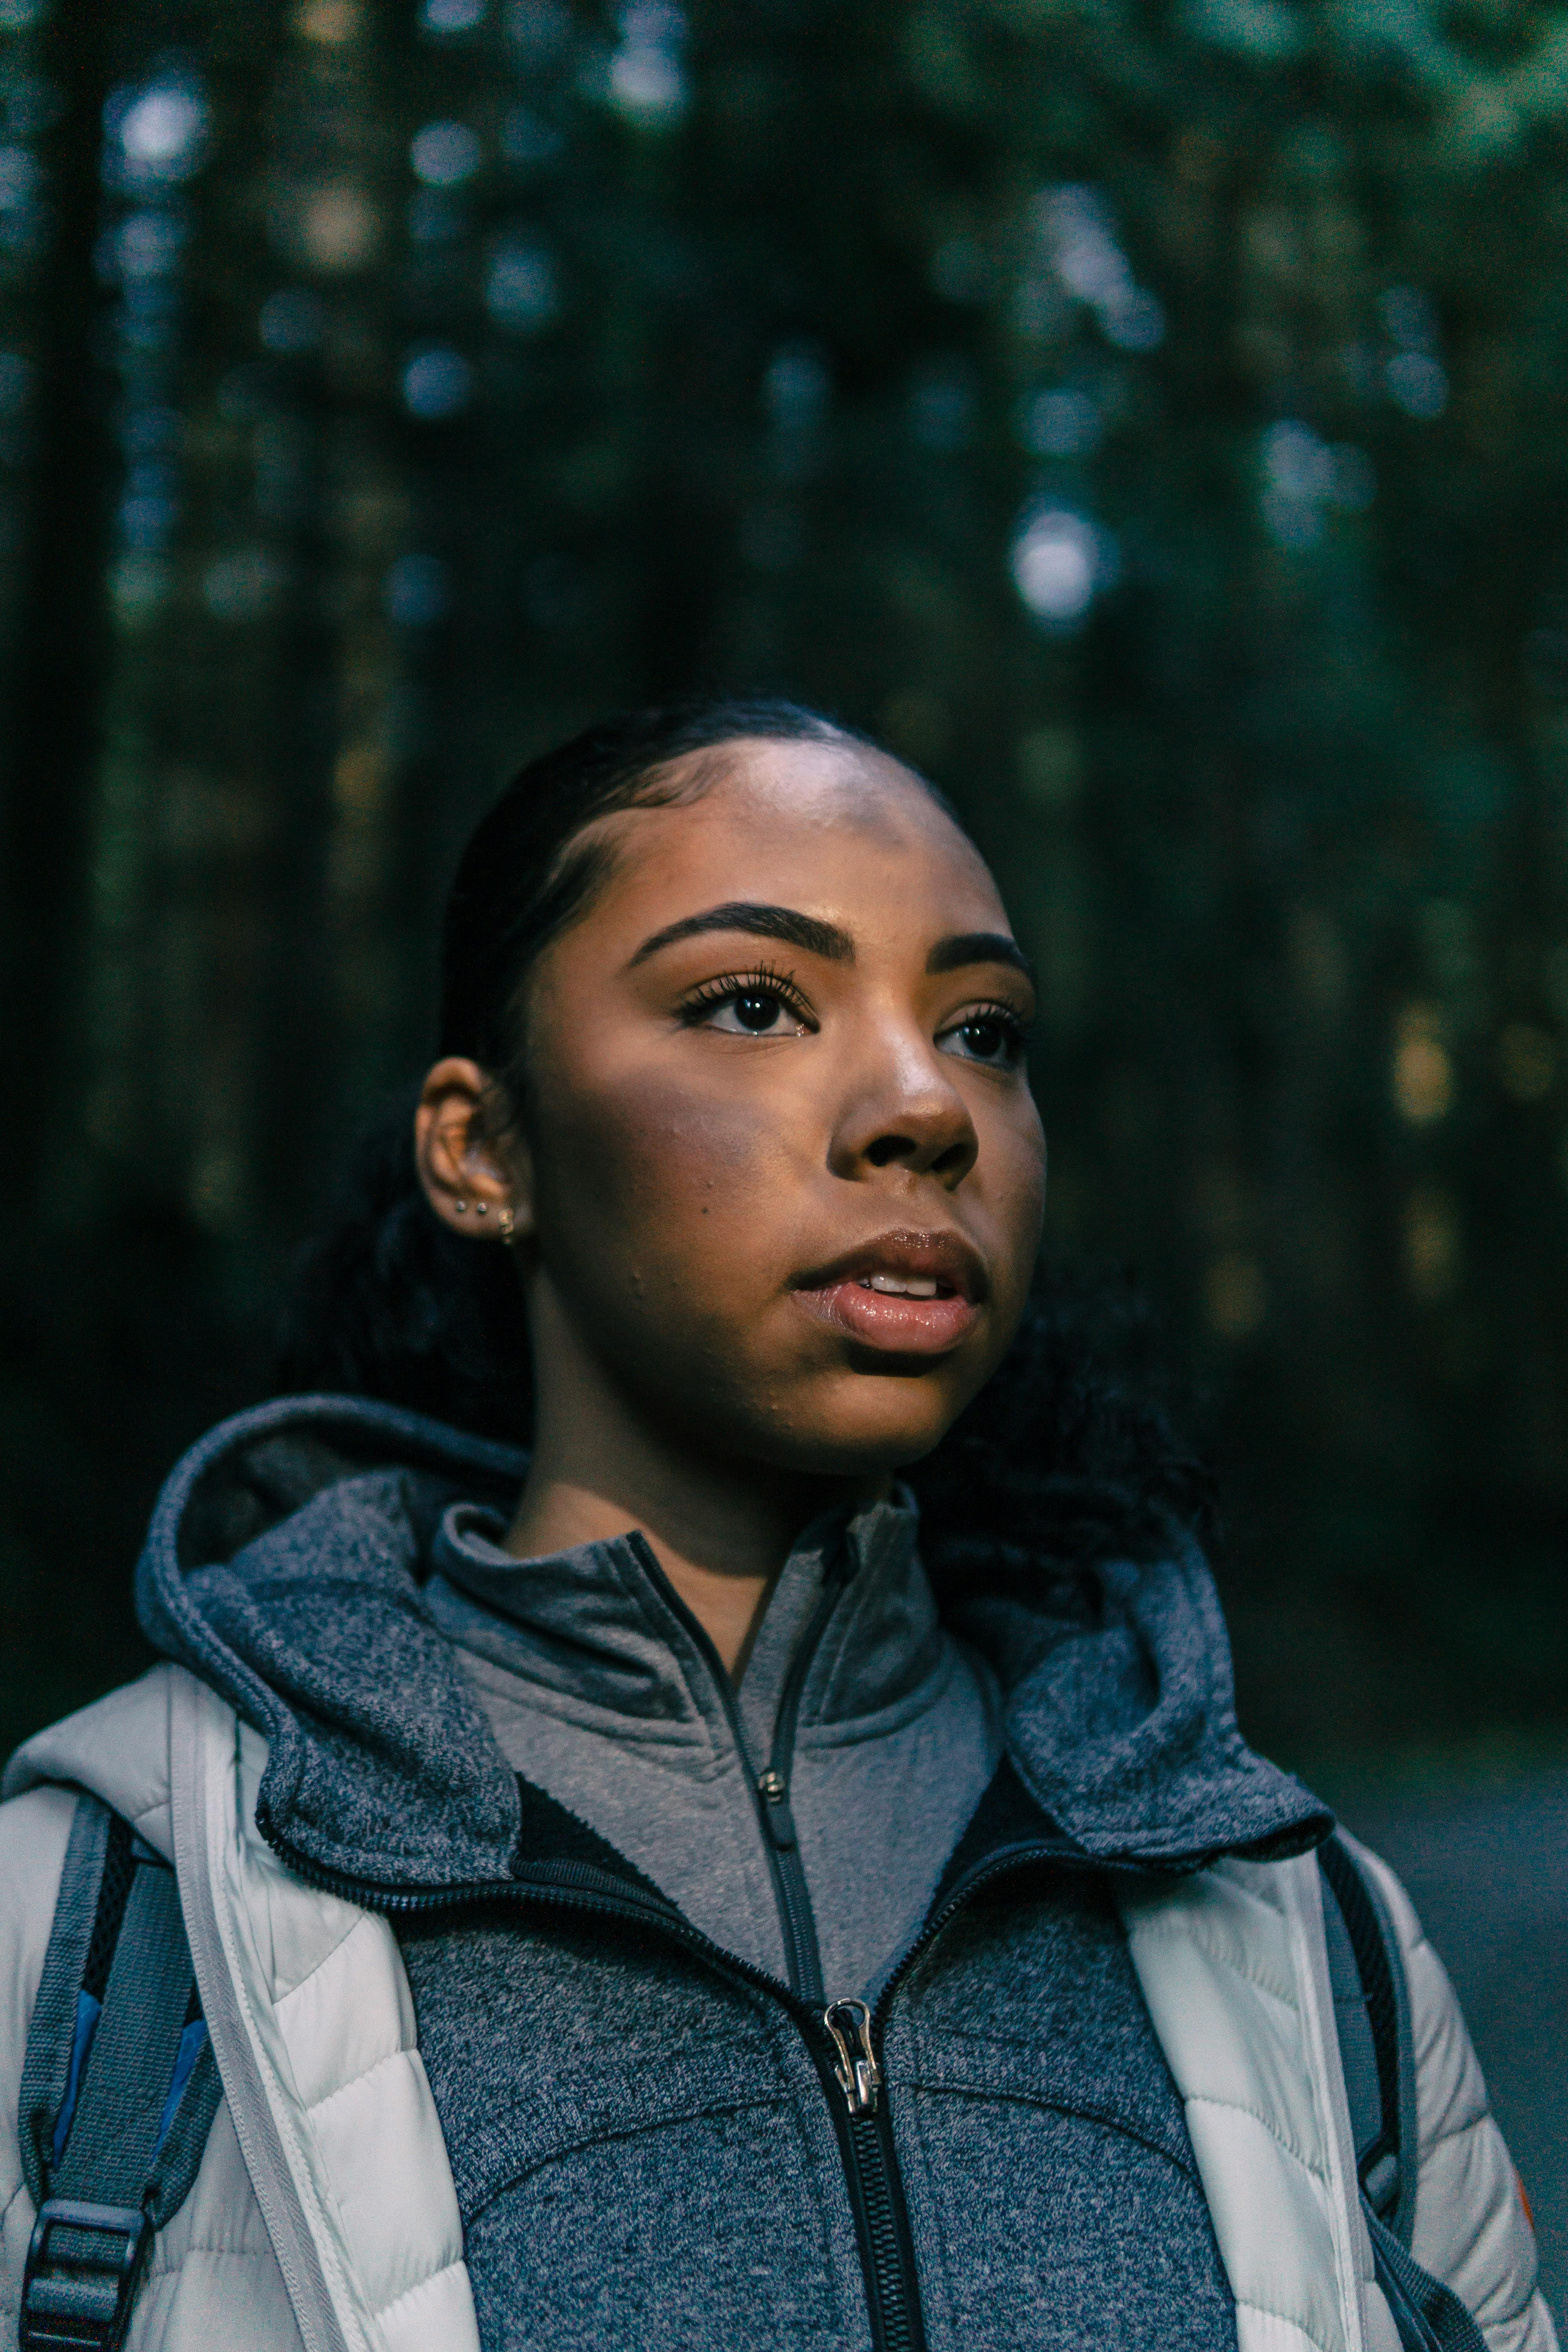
[926,932,1036,984]
[627,902,856,967]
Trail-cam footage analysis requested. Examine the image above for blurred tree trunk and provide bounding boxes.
[0,4,118,1216]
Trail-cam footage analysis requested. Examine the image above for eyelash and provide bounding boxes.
[677,963,815,1027]
[677,973,1033,1065]
[942,1001,1033,1061]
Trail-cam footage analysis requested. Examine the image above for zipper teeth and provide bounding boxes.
[622,1528,840,2001]
[759,1546,855,2004]
[849,2116,920,2352]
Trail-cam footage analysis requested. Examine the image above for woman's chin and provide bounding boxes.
[738,1380,967,1481]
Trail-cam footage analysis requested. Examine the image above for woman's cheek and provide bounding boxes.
[537,1064,802,1296]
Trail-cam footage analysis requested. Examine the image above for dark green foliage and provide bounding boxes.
[1,0,1566,1764]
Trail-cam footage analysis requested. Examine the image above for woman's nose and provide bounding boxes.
[827,1039,980,1189]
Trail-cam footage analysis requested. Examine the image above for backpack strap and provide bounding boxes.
[15,1794,223,2352]
[1318,1833,1489,2352]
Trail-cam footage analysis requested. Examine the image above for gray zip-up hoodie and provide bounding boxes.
[425,1490,1001,1997]
[133,1393,1332,2352]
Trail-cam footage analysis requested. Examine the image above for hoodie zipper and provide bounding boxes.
[586,1533,927,2338]
[624,1526,845,2004]
[258,1813,1081,2352]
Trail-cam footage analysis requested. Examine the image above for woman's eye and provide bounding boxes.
[940,1010,1029,1067]
[696,988,809,1037]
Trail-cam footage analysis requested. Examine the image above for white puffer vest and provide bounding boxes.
[0,1666,1553,2352]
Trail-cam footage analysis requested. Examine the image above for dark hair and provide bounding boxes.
[437,697,871,1100]
[275,694,1215,1581]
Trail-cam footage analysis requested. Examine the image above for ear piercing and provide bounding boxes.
[453,1196,515,1242]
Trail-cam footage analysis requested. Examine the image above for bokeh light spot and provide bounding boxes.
[907,363,973,452]
[1393,1004,1454,1123]
[295,0,360,40]
[300,187,380,273]
[485,238,557,330]
[410,121,483,187]
[1405,1184,1461,1302]
[113,78,208,185]
[608,3,688,124]
[1010,505,1115,627]
[403,343,472,419]
[763,341,831,432]
[1387,350,1448,419]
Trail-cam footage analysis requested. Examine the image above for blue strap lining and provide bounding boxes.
[50,1996,208,2172]
[49,1990,101,2170]
[154,2020,209,2157]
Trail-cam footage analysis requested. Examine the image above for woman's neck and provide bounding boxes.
[505,1279,880,1677]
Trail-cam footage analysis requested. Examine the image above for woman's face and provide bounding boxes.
[508,739,1046,1476]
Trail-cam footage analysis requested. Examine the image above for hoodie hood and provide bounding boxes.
[132,1394,1328,1892]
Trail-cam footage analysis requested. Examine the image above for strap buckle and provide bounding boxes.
[19,2198,152,2351]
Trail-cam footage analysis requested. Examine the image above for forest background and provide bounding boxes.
[2,0,1567,1793]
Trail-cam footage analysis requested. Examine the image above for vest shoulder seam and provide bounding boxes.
[273,1907,379,2012]
[303,2044,414,2120]
[1425,2104,1493,2154]
[366,2254,469,2326]
[1185,2090,1330,2183]
[1131,1914,1299,2010]
[1234,2291,1338,2351]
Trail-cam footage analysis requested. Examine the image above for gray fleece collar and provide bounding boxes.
[132,1394,1329,1889]
[429,1485,934,1773]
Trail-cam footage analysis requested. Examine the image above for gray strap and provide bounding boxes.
[54,1857,193,2210]
[17,1795,111,2209]
[1353,1842,1420,2252]
[1368,2207,1490,2352]
[142,2037,222,2229]
[1319,1833,1418,2249]
[1321,1872,1383,2174]
[1320,1836,1486,2352]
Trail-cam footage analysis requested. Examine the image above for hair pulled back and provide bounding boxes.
[275,694,1216,1585]
[276,698,862,1442]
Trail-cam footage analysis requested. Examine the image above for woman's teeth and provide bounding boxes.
[858,1273,941,1297]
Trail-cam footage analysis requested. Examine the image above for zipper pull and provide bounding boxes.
[757,1769,799,1850]
[823,1998,882,2117]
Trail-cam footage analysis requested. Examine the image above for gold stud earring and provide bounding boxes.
[499,1204,516,1245]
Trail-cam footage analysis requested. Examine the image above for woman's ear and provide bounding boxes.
[414,1058,536,1244]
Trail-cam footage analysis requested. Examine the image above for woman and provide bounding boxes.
[0,699,1550,2352]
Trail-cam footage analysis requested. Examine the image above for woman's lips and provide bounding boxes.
[791,1231,988,1356]
[795,1279,980,1354]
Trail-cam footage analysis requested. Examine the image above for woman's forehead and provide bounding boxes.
[595,738,1002,917]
